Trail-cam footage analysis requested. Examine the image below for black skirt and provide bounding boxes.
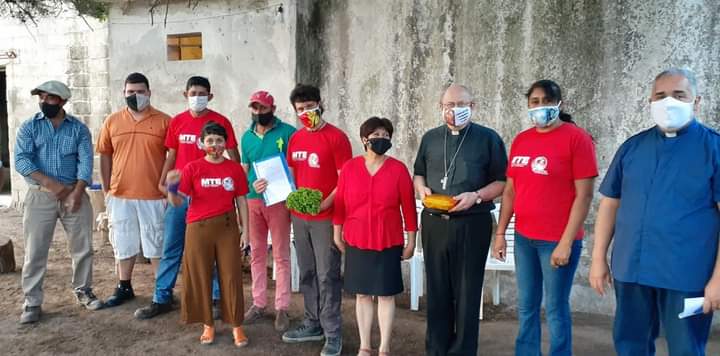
[344,244,404,296]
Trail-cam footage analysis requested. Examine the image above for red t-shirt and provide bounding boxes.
[333,156,418,251]
[506,123,598,241]
[178,158,249,224]
[287,123,352,221]
[165,109,238,169]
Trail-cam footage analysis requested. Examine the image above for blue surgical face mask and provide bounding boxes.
[528,102,561,128]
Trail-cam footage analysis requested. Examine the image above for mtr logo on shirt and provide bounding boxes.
[201,177,235,191]
[292,151,320,168]
[512,155,549,175]
[511,156,530,167]
[179,134,197,144]
[179,133,204,149]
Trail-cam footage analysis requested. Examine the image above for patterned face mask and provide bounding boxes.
[443,106,472,127]
[298,108,321,129]
[528,102,561,128]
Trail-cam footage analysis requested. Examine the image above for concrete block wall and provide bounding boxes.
[0,15,109,207]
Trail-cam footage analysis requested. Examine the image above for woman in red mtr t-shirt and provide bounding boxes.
[333,117,418,356]
[165,121,250,347]
[492,80,598,356]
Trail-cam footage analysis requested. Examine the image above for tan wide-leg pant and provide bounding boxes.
[181,211,244,326]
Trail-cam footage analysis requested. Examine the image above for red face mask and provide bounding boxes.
[203,144,225,157]
[298,108,321,129]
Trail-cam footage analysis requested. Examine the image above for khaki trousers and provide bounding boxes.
[22,188,94,307]
[181,211,245,326]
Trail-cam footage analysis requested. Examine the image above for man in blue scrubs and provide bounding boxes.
[589,68,720,355]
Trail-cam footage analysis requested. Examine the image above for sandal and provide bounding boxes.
[233,326,249,347]
[357,348,372,356]
[200,325,214,345]
[379,351,390,356]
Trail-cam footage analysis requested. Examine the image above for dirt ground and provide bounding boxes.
[0,206,718,356]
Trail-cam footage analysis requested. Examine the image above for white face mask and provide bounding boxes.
[188,95,209,112]
[651,97,694,131]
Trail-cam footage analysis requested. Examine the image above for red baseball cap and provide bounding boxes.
[248,90,275,107]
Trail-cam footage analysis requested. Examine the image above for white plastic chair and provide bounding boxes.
[408,199,424,311]
[485,206,516,307]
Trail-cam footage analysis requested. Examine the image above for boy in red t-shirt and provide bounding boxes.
[135,76,240,320]
[166,121,249,347]
[281,84,352,356]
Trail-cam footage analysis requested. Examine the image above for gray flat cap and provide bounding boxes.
[31,80,71,100]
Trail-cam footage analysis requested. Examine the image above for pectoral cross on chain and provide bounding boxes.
[441,175,448,190]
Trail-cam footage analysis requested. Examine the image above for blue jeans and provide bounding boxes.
[514,233,582,356]
[153,198,220,304]
[613,280,712,356]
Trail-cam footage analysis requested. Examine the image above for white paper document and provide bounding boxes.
[678,297,705,319]
[253,154,295,206]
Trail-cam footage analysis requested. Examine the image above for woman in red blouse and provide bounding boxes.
[333,117,418,356]
[165,121,250,347]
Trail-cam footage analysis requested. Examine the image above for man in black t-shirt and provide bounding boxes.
[413,84,508,356]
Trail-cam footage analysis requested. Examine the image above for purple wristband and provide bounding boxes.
[168,182,180,194]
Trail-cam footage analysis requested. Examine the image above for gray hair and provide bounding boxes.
[654,67,698,96]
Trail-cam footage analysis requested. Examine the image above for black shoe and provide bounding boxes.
[134,302,173,320]
[104,286,135,308]
[282,323,325,343]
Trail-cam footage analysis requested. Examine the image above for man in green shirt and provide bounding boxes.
[241,90,296,332]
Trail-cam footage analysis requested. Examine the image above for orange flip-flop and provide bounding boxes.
[200,325,215,345]
[233,326,249,347]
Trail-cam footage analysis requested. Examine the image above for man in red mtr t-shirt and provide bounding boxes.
[134,76,240,320]
[282,84,352,356]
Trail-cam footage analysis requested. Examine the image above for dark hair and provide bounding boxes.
[186,76,211,92]
[360,117,394,139]
[525,79,574,124]
[125,72,149,90]
[289,83,321,105]
[200,121,227,141]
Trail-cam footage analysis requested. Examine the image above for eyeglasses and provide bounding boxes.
[440,102,473,110]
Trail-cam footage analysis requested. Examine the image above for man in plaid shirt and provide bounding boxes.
[14,80,102,324]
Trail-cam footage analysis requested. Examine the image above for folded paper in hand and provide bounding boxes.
[252,154,296,206]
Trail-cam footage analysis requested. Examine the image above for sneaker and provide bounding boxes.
[212,300,221,320]
[134,302,173,320]
[19,306,42,324]
[274,310,290,332]
[282,323,324,343]
[243,305,265,324]
[104,285,135,308]
[75,289,104,310]
[320,336,342,356]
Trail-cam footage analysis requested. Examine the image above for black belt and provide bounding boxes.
[424,209,490,220]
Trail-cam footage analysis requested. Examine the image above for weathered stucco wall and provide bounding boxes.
[297,0,720,318]
[107,0,297,142]
[2,0,718,321]
[0,15,110,206]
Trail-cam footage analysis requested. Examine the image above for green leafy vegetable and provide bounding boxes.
[286,188,323,215]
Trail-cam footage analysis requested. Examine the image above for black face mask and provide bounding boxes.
[367,137,392,155]
[252,112,275,126]
[126,94,139,111]
[40,102,62,118]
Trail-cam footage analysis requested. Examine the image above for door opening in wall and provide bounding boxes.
[0,68,10,193]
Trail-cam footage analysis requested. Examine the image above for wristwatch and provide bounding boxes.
[474,191,482,205]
